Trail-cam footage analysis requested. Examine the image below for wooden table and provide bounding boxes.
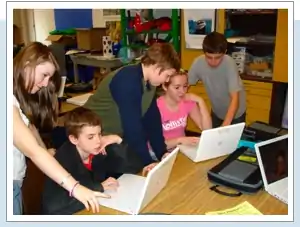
[69,54,124,86]
[59,98,288,216]
[75,152,288,215]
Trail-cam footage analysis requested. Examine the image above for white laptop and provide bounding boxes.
[254,134,288,204]
[66,93,93,106]
[98,147,179,215]
[178,122,245,162]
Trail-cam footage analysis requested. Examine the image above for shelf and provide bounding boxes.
[226,10,277,15]
[126,43,149,49]
[120,9,180,53]
[228,12,276,15]
[125,29,172,35]
[240,74,273,83]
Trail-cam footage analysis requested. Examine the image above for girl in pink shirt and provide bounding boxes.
[157,71,212,150]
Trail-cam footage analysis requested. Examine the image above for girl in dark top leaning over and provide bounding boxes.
[42,107,125,215]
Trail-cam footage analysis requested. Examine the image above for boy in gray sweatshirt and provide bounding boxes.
[188,32,246,128]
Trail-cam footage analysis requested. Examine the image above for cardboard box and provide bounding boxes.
[76,28,107,51]
[45,34,77,46]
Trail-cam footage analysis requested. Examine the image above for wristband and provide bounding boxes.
[69,181,80,197]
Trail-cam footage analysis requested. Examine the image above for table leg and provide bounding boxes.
[73,62,79,83]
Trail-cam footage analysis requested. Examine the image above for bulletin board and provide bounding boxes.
[180,9,225,70]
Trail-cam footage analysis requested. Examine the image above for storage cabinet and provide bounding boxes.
[186,80,273,132]
[243,80,273,125]
[273,9,288,83]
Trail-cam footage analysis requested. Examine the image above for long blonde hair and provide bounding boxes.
[13,42,61,131]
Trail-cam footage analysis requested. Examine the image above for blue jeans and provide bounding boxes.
[13,180,23,215]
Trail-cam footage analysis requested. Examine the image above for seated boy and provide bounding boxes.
[42,107,127,215]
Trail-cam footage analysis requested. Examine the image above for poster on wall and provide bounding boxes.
[183,9,216,49]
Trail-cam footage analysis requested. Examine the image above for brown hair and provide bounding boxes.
[64,107,102,138]
[13,42,61,130]
[164,69,188,87]
[203,31,227,54]
[141,43,181,73]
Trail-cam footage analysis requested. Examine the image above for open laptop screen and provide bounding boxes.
[259,137,288,185]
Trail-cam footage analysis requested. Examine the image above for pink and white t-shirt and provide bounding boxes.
[157,96,197,140]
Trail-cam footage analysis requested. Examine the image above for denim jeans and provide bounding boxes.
[13,180,23,215]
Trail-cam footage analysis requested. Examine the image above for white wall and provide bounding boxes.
[33,9,55,45]
[13,9,22,27]
[13,9,55,45]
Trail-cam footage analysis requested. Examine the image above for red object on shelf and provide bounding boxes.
[130,15,172,33]
[158,23,171,31]
[133,13,143,32]
[154,17,172,31]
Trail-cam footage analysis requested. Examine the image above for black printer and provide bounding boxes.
[242,121,284,142]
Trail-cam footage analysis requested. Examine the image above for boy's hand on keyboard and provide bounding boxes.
[101,177,119,191]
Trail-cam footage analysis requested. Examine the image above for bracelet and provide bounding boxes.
[60,174,71,186]
[69,181,80,197]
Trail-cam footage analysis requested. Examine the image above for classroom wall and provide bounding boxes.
[34,9,55,45]
[13,9,35,45]
[180,9,225,70]
[54,9,93,30]
[13,9,22,27]
[54,9,123,29]
[13,9,114,45]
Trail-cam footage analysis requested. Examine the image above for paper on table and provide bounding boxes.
[66,93,93,106]
[205,201,263,215]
